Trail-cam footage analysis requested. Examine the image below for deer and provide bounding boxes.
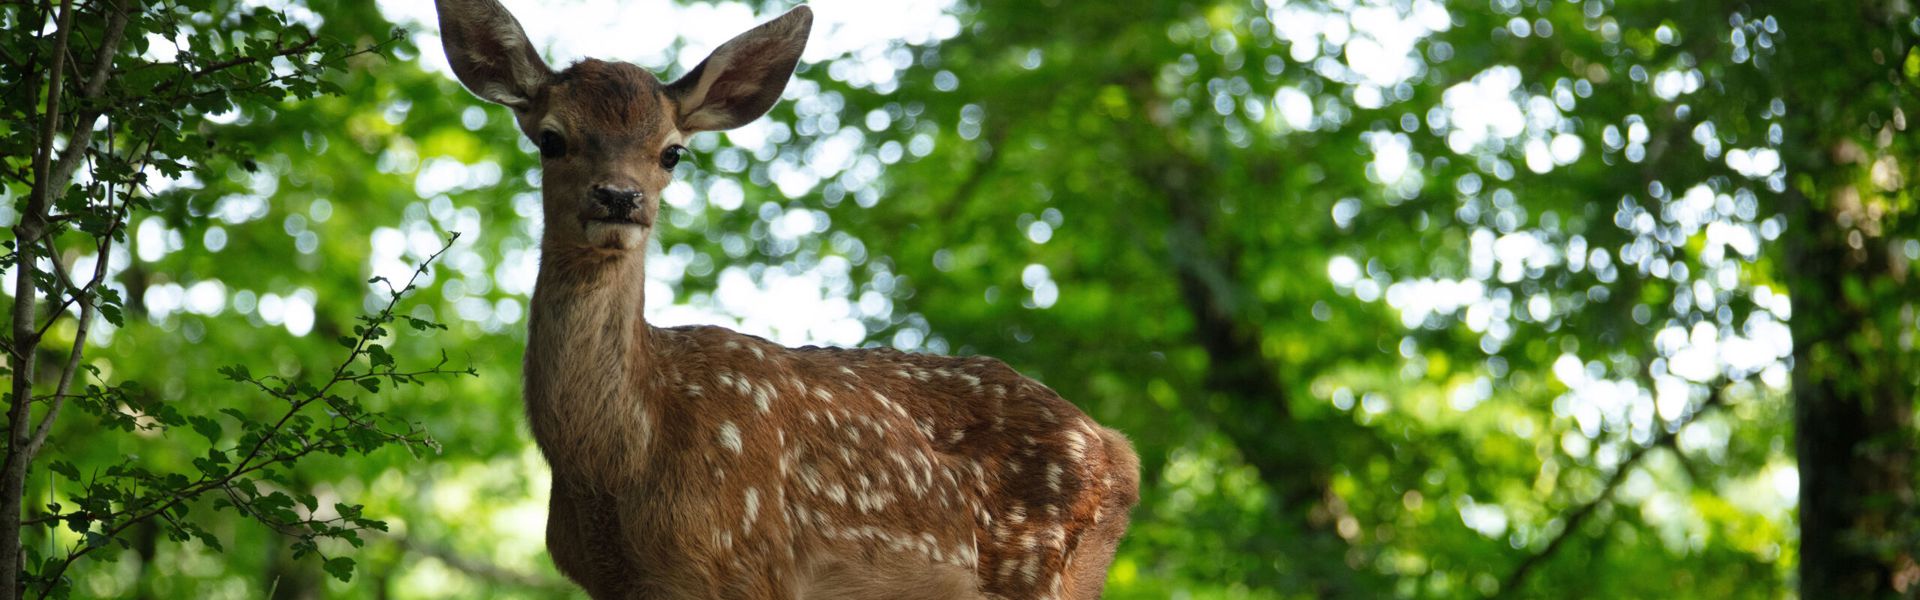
[433,2,1139,598]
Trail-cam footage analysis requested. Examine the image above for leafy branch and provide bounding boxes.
[23,234,472,598]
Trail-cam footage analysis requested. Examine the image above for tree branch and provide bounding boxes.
[27,236,461,595]
[1498,386,1728,596]
[385,534,568,590]
[160,35,319,91]
[43,0,132,196]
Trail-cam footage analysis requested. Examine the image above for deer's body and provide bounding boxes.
[436,3,1137,598]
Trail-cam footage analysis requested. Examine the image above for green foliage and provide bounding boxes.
[2,0,471,596]
[3,0,1917,597]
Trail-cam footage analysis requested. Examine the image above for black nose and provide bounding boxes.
[591,185,641,211]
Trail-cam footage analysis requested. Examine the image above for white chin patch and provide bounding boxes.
[583,222,645,249]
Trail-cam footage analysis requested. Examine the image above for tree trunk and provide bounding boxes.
[1773,0,1920,596]
[1783,186,1918,597]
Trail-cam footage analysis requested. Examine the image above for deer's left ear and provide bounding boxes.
[666,6,813,134]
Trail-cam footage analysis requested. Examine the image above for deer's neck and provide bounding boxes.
[523,245,657,480]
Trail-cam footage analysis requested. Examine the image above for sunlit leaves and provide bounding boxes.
[19,220,465,596]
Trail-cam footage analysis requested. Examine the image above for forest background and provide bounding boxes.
[3,0,1917,597]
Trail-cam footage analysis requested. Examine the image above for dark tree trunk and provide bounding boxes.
[1120,83,1375,594]
[1783,184,1917,597]
[1773,0,1920,596]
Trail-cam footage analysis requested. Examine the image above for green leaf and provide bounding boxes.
[192,529,225,553]
[216,365,252,382]
[47,461,79,480]
[367,344,393,367]
[322,556,356,582]
[187,416,222,443]
[98,303,124,327]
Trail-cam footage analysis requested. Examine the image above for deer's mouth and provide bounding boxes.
[580,214,649,249]
[588,215,645,226]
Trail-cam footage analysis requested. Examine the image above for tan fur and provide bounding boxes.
[434,2,1140,598]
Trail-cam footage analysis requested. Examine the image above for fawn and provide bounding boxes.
[433,2,1139,598]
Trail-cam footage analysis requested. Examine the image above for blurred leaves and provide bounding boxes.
[3,0,1917,597]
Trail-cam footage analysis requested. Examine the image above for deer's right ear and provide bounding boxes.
[434,0,553,109]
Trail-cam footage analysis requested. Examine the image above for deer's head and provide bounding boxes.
[435,0,812,250]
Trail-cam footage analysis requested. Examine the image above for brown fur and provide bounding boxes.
[435,2,1140,598]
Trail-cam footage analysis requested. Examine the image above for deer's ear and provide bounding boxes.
[435,0,553,109]
[666,6,813,133]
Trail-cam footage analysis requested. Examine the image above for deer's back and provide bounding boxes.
[641,325,1136,598]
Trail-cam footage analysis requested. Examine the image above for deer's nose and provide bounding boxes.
[591,184,642,211]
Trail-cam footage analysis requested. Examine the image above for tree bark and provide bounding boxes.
[1783,183,1916,597]
[1772,0,1920,596]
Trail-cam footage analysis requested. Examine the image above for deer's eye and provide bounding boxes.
[661,145,687,171]
[538,130,568,159]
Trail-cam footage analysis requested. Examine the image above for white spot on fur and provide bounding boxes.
[753,383,772,413]
[799,464,824,493]
[1063,429,1088,462]
[742,487,760,533]
[718,422,742,454]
